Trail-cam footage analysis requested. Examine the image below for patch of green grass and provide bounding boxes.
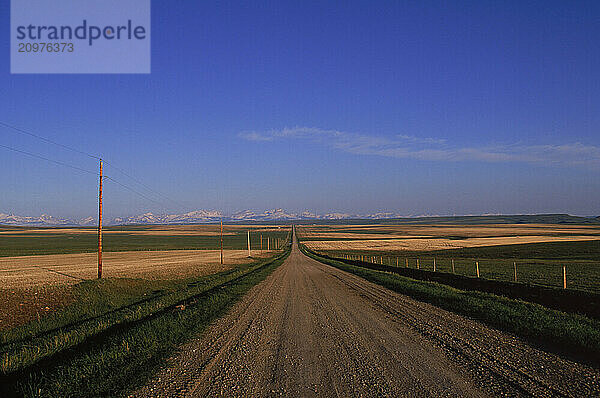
[0,247,290,397]
[302,247,600,365]
[1,278,184,347]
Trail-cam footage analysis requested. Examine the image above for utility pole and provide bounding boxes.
[220,220,223,264]
[98,159,103,279]
[247,230,251,257]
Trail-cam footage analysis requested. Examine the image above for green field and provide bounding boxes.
[0,226,291,257]
[311,240,600,293]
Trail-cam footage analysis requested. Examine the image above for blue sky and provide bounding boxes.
[1,1,599,219]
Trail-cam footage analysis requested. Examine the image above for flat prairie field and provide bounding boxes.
[0,249,278,289]
[0,224,290,329]
[298,223,600,241]
[0,224,291,257]
[297,223,600,293]
[0,224,290,331]
[302,235,600,251]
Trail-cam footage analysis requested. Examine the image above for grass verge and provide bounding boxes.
[300,245,600,366]
[304,242,600,293]
[0,247,290,397]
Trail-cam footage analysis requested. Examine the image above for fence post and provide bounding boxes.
[417,258,420,269]
[247,231,251,257]
[433,257,436,272]
[476,261,480,278]
[563,265,567,289]
[514,261,517,282]
[451,259,455,273]
[405,258,408,268]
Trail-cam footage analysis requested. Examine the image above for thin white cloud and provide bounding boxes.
[239,132,276,141]
[238,127,600,168]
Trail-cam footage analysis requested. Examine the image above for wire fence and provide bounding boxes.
[320,252,600,294]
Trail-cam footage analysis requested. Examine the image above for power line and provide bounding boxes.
[0,120,101,160]
[1,120,184,209]
[103,160,187,208]
[0,143,98,175]
[104,176,167,207]
[1,143,169,208]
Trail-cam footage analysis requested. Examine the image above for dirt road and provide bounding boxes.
[134,234,600,397]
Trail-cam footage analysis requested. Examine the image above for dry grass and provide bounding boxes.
[303,235,600,252]
[300,224,600,240]
[0,249,279,289]
[299,224,600,252]
[300,232,430,240]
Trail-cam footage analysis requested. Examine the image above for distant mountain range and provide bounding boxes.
[0,213,71,226]
[0,209,402,226]
[1,211,598,227]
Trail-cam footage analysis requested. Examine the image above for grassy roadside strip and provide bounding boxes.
[300,244,600,366]
[299,249,600,319]
[1,247,290,397]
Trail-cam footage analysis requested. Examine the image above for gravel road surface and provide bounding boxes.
[134,232,600,397]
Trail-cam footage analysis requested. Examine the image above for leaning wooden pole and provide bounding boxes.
[97,159,103,279]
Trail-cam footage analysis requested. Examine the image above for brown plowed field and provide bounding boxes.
[0,250,277,289]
